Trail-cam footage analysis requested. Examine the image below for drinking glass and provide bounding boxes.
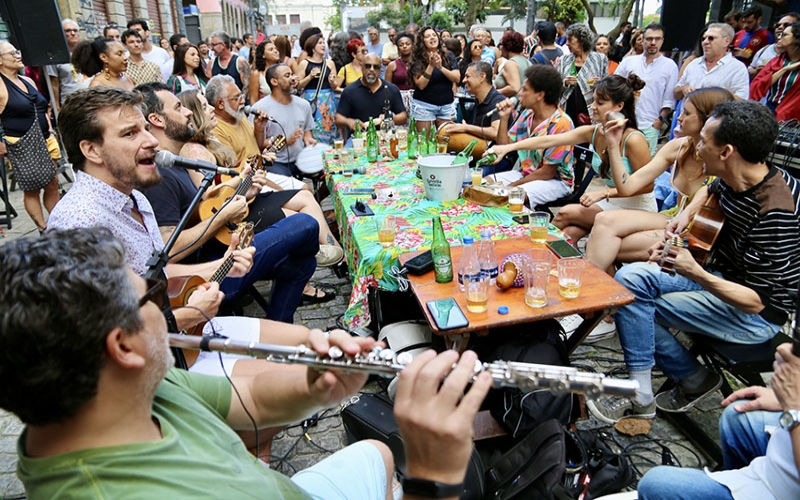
[557,258,585,299]
[529,211,549,244]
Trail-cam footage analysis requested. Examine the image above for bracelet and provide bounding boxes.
[605,188,610,202]
[422,72,432,79]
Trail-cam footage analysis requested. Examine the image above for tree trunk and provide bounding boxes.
[607,0,636,42]
[580,0,596,34]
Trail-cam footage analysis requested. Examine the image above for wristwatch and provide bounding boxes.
[780,409,800,430]
[401,477,463,498]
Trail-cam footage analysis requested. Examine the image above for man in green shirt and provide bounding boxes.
[0,228,491,499]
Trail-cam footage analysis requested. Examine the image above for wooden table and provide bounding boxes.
[399,237,635,354]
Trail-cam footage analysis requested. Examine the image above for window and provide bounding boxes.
[290,14,300,24]
[265,16,273,26]
[276,14,286,25]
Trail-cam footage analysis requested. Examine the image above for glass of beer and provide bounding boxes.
[471,168,482,186]
[437,140,449,154]
[529,211,549,244]
[375,215,396,247]
[557,258,585,299]
[508,187,525,214]
[352,138,365,155]
[464,273,489,313]
[334,138,344,150]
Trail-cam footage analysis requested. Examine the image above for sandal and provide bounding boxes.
[301,288,336,305]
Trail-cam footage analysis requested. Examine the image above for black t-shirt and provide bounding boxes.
[413,54,456,106]
[143,167,198,228]
[337,79,406,123]
[472,87,506,127]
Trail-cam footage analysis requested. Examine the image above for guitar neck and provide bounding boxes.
[209,255,235,283]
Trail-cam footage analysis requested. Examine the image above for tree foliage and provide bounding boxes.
[539,0,586,25]
[367,3,454,31]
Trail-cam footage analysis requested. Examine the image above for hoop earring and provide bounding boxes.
[104,62,110,77]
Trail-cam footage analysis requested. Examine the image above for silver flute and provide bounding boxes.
[169,334,638,399]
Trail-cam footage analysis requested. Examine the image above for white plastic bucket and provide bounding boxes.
[417,154,467,202]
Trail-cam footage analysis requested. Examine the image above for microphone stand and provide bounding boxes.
[144,171,217,370]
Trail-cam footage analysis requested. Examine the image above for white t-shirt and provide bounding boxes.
[615,54,679,125]
[142,45,171,67]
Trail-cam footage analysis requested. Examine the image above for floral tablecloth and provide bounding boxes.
[324,151,566,329]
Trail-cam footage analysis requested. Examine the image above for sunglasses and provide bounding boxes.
[364,63,381,70]
[701,35,717,42]
[778,22,793,28]
[139,278,167,309]
[64,28,79,34]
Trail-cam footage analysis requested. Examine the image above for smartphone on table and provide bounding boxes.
[426,298,470,331]
[546,240,583,259]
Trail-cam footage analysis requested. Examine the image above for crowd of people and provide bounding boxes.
[0,7,800,499]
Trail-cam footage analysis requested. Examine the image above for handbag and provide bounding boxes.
[4,103,56,192]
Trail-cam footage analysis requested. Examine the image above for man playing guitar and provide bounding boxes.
[587,100,800,424]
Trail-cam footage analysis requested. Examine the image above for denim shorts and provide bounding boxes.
[411,98,457,121]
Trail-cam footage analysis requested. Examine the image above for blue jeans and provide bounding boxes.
[613,263,781,379]
[638,467,733,499]
[219,214,319,323]
[291,441,387,499]
[637,403,780,499]
[718,401,778,469]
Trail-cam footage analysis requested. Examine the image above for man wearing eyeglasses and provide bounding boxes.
[0,226,491,500]
[674,23,750,101]
[749,13,800,79]
[614,23,678,156]
[335,53,407,139]
[47,19,88,111]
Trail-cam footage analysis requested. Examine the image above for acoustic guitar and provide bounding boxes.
[168,222,255,367]
[659,192,725,275]
[197,135,286,246]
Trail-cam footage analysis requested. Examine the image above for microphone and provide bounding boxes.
[485,96,519,119]
[154,150,240,177]
[330,166,367,175]
[242,105,275,121]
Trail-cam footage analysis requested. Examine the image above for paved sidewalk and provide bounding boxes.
[0,177,734,499]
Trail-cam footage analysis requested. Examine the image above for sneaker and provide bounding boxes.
[557,314,584,338]
[585,319,616,343]
[655,371,722,413]
[316,245,344,267]
[586,395,656,425]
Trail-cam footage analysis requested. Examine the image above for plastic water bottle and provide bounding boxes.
[478,230,498,285]
[457,236,479,292]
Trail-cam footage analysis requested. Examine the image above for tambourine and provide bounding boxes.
[436,122,488,158]
[295,143,330,175]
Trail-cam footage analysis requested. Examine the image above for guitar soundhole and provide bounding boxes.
[211,207,217,214]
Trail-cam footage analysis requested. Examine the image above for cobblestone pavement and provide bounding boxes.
[0,176,739,499]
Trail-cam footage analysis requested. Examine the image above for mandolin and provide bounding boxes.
[660,192,725,275]
[197,135,286,246]
[168,222,255,367]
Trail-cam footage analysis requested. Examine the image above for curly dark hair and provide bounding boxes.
[0,228,142,426]
[710,100,778,164]
[330,31,353,71]
[525,64,563,106]
[409,26,446,78]
[254,41,279,72]
[71,37,115,77]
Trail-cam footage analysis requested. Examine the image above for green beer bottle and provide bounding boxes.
[354,120,362,139]
[452,139,478,165]
[431,216,453,283]
[475,152,497,167]
[408,118,418,159]
[366,117,379,163]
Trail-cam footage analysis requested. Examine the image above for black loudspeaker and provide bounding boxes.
[0,0,70,66]
[661,0,712,52]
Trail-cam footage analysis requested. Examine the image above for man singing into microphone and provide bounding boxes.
[333,54,407,142]
[481,64,575,207]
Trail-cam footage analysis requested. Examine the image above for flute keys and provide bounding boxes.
[328,346,344,359]
[396,352,413,366]
[378,348,396,361]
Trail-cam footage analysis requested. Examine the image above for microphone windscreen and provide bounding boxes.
[154,150,175,169]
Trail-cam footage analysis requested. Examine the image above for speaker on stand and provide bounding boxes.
[661,0,712,52]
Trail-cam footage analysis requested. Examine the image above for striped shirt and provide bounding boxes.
[709,166,800,325]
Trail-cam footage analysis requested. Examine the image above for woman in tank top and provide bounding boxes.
[167,45,208,95]
[295,34,340,143]
[487,74,652,242]
[494,31,531,97]
[408,26,461,132]
[586,87,734,273]
[385,33,415,112]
